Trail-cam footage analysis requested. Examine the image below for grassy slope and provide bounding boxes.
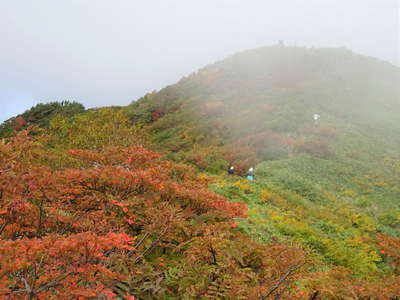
[123,46,400,278]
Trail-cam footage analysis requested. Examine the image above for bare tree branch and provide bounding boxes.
[17,272,73,299]
[34,272,72,294]
[260,264,304,299]
[134,227,169,264]
[309,291,319,300]
[0,219,8,236]
[209,246,218,265]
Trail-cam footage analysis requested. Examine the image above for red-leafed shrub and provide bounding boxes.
[2,128,399,299]
[151,104,166,121]
[13,116,27,130]
[303,126,338,139]
[296,139,335,159]
[224,131,289,163]
[262,105,274,112]
[203,100,225,116]
[377,234,400,274]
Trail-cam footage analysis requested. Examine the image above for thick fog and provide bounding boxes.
[0,0,399,122]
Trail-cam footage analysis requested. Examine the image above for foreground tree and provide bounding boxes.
[0,129,311,299]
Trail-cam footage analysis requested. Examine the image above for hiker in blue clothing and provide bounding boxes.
[246,167,255,181]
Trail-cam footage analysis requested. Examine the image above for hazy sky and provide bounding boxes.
[0,0,399,122]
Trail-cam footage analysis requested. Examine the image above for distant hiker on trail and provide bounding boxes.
[246,167,255,181]
[313,113,321,126]
[228,166,235,175]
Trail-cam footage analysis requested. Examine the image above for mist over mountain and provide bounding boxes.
[128,45,400,159]
[1,46,400,299]
[1,0,398,123]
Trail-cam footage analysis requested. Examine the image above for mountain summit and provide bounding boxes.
[128,45,400,167]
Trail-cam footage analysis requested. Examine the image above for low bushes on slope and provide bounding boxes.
[0,130,311,299]
[2,129,400,299]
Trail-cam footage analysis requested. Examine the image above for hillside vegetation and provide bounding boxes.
[0,101,85,138]
[1,46,400,299]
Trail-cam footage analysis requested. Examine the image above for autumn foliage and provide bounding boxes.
[295,139,335,159]
[0,130,312,299]
[2,46,400,299]
[377,233,400,274]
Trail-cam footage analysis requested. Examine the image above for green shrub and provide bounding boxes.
[22,101,85,128]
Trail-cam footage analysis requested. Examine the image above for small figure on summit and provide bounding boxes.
[228,166,235,175]
[313,113,321,126]
[246,167,255,181]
